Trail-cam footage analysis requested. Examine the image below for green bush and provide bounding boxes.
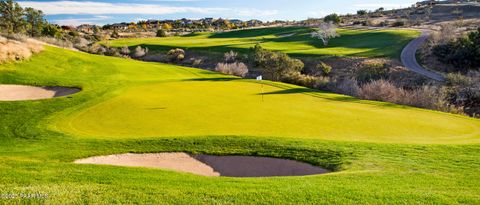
[324,13,341,24]
[281,72,329,89]
[251,44,304,81]
[156,29,167,37]
[356,61,389,84]
[391,20,405,27]
[433,28,480,71]
[315,62,332,76]
[41,24,61,38]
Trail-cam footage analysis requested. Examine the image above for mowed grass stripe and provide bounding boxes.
[109,27,420,58]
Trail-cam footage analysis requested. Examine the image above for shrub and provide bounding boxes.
[432,28,480,70]
[329,78,360,97]
[105,47,121,57]
[97,46,107,55]
[391,20,405,27]
[120,46,130,56]
[192,58,203,67]
[156,29,167,37]
[324,13,341,24]
[357,10,367,16]
[281,72,329,89]
[72,37,90,51]
[133,46,148,58]
[445,73,471,87]
[0,37,43,64]
[37,36,73,48]
[443,72,480,116]
[111,29,120,38]
[68,31,79,37]
[357,80,464,114]
[353,21,367,26]
[215,62,248,77]
[224,50,238,63]
[359,79,406,103]
[251,44,304,81]
[356,61,389,84]
[315,61,332,76]
[41,24,61,38]
[166,48,185,62]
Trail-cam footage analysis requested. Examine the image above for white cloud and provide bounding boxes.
[234,8,279,17]
[18,1,279,20]
[353,3,413,10]
[307,10,329,18]
[53,15,111,26]
[18,1,227,15]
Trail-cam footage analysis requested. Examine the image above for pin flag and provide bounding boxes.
[257,76,264,101]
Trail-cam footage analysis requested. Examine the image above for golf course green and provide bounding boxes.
[108,27,420,58]
[58,80,479,144]
[1,40,479,203]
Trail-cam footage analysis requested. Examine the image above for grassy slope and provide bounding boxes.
[108,27,420,59]
[0,47,479,204]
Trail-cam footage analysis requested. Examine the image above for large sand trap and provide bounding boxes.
[0,84,80,101]
[75,153,220,176]
[74,153,329,177]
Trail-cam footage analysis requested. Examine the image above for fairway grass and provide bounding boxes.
[1,46,480,204]
[109,27,420,59]
[58,80,480,144]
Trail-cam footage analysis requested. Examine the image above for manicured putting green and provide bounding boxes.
[59,80,480,144]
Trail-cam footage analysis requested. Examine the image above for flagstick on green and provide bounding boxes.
[257,75,264,102]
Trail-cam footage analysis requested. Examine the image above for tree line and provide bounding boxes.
[0,0,59,37]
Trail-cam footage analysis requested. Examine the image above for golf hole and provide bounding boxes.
[0,84,80,101]
[74,153,330,177]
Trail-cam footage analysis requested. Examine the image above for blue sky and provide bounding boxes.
[17,0,417,26]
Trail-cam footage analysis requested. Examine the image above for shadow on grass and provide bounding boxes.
[182,77,239,82]
[209,27,309,39]
[258,87,413,109]
[113,27,416,60]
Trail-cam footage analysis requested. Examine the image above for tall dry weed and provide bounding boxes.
[0,36,44,64]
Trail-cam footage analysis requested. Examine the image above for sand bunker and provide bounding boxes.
[0,84,80,101]
[75,153,329,177]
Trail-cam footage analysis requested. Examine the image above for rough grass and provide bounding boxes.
[0,46,479,204]
[108,27,420,59]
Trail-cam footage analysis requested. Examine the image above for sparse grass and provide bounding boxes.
[0,46,479,204]
[0,37,43,64]
[108,27,420,59]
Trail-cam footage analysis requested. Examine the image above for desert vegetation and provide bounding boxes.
[432,28,480,71]
[0,35,43,63]
[417,22,480,117]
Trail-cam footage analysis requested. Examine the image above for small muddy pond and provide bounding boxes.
[0,84,80,101]
[75,153,329,177]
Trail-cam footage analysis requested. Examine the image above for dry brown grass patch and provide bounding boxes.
[0,36,44,64]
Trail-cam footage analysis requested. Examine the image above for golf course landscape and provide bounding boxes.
[1,32,480,204]
[108,27,420,58]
